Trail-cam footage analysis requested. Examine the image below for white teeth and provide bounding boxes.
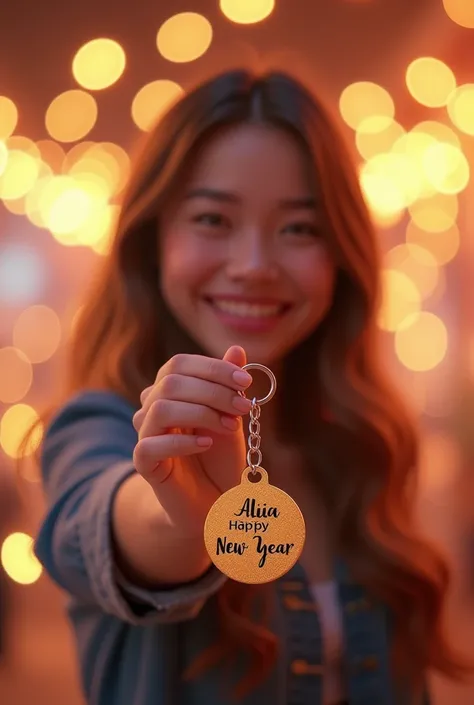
[211,300,282,317]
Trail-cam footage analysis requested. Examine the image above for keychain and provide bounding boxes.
[204,363,306,584]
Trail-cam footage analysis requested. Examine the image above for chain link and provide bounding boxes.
[246,398,262,472]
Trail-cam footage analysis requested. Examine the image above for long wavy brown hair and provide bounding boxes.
[29,69,467,699]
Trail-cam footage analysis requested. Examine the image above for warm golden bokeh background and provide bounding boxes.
[1,1,474,703]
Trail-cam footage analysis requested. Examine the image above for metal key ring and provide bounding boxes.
[241,363,277,405]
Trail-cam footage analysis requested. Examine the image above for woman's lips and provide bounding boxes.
[203,296,292,333]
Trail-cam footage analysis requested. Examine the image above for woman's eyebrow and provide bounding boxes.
[277,196,317,210]
[184,189,317,211]
[184,187,241,203]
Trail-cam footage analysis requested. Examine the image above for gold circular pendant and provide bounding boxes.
[204,467,306,584]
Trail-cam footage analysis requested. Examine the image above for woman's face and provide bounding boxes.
[160,124,335,366]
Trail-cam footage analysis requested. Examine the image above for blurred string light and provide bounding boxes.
[395,312,448,372]
[359,152,421,220]
[336,66,468,378]
[68,142,130,195]
[0,139,130,254]
[0,532,43,585]
[0,96,18,139]
[39,175,108,240]
[2,196,27,217]
[360,147,465,224]
[0,150,41,201]
[36,139,66,172]
[45,90,98,143]
[0,403,42,459]
[220,0,275,24]
[422,142,469,194]
[131,80,183,131]
[0,347,32,403]
[405,57,456,108]
[384,243,439,300]
[0,141,7,176]
[410,120,460,147]
[409,193,458,232]
[442,0,474,28]
[339,81,395,131]
[378,269,420,332]
[355,119,405,161]
[72,38,126,90]
[62,140,95,170]
[13,305,62,364]
[405,220,460,266]
[157,13,213,63]
[0,242,46,305]
[447,84,474,136]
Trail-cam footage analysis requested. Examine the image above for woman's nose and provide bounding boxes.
[225,233,279,282]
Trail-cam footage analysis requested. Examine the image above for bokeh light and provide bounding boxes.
[131,80,183,132]
[49,186,97,236]
[443,0,474,29]
[45,90,98,143]
[395,312,448,371]
[67,142,129,196]
[0,141,7,176]
[73,38,126,90]
[405,57,456,108]
[406,220,460,265]
[7,135,41,159]
[411,120,461,148]
[76,203,120,252]
[13,305,62,364]
[1,533,43,585]
[157,13,213,63]
[0,150,41,200]
[422,142,470,195]
[62,141,96,172]
[36,139,66,172]
[0,404,43,459]
[360,152,421,218]
[384,243,439,300]
[447,84,474,136]
[33,174,109,242]
[409,193,458,232]
[378,269,421,332]
[0,347,33,403]
[339,82,394,131]
[25,170,54,229]
[355,118,404,161]
[2,196,27,216]
[0,96,18,140]
[220,0,275,24]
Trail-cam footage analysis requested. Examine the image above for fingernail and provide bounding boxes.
[221,415,240,431]
[232,370,252,387]
[196,436,213,447]
[232,395,252,413]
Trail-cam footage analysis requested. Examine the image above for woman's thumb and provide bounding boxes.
[223,345,247,368]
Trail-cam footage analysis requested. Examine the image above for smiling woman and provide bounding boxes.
[159,123,334,365]
[27,69,469,705]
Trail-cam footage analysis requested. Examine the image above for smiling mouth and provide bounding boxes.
[203,297,291,318]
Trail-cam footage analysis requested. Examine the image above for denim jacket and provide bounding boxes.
[35,391,430,705]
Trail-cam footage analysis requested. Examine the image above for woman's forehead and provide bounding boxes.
[180,123,316,202]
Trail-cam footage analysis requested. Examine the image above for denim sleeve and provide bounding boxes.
[35,390,226,625]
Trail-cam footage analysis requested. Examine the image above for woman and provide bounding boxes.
[33,69,465,705]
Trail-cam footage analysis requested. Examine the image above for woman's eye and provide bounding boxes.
[282,222,319,236]
[193,212,227,227]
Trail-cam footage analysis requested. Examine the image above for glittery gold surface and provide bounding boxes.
[204,467,306,584]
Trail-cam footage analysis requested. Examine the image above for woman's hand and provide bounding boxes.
[132,346,252,538]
